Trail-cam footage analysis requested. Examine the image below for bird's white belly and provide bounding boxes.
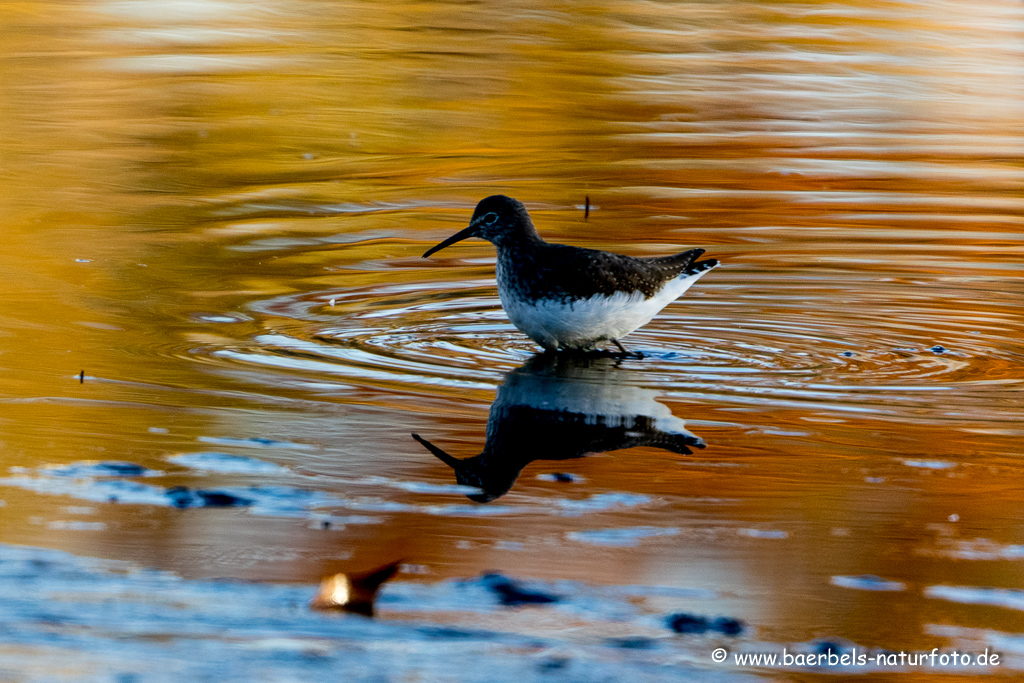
[497,272,706,350]
[496,261,716,350]
[500,290,648,350]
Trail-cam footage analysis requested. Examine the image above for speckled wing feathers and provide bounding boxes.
[507,244,717,302]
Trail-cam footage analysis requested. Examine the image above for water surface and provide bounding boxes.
[1,0,1023,678]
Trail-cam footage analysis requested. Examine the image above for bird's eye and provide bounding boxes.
[483,212,499,225]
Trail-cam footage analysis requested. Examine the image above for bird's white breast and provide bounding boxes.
[497,267,715,350]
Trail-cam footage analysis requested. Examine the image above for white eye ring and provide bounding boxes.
[483,212,499,225]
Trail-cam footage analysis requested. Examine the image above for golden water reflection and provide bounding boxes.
[2,0,1024,666]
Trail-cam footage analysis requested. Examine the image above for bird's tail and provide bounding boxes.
[648,248,719,277]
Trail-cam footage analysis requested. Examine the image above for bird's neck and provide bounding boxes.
[492,222,545,257]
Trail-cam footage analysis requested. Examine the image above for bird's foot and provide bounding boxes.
[612,340,644,359]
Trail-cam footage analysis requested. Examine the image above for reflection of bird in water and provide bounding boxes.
[412,354,704,502]
[422,195,718,355]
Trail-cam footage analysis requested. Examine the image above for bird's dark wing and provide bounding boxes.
[519,244,712,300]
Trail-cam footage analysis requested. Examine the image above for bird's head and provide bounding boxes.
[423,195,536,257]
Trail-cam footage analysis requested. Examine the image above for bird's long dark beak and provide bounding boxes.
[411,433,463,469]
[422,221,480,258]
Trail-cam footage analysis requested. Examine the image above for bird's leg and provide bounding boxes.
[612,339,644,359]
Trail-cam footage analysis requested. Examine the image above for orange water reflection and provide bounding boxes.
[1,0,1023,668]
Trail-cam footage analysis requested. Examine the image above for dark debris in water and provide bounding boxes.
[99,462,149,477]
[666,613,744,636]
[166,487,255,509]
[715,617,745,636]
[481,573,560,607]
[930,345,947,354]
[539,472,580,483]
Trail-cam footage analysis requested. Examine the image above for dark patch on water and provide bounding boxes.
[667,613,744,636]
[541,472,580,483]
[715,618,745,636]
[608,636,659,650]
[166,487,255,509]
[416,626,496,640]
[537,656,571,671]
[481,573,560,607]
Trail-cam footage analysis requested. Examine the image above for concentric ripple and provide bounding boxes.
[201,273,1022,423]
[224,281,531,391]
